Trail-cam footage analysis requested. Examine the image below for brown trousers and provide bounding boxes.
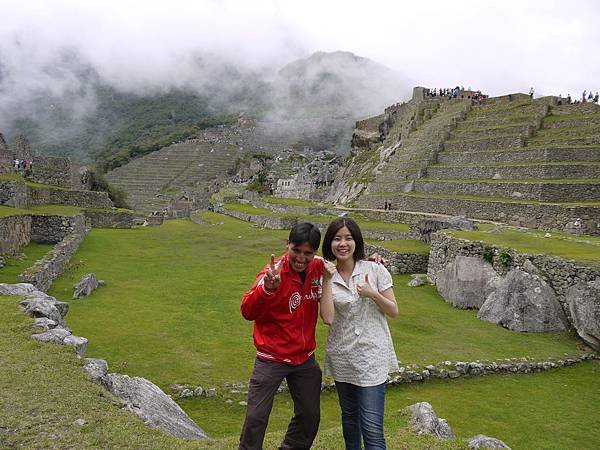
[239,356,322,450]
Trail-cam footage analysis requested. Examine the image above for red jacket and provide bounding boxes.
[241,253,324,365]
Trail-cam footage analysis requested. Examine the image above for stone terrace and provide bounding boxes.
[357,96,600,234]
[106,135,245,214]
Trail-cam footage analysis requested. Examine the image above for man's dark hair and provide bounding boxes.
[289,222,321,251]
[322,217,365,261]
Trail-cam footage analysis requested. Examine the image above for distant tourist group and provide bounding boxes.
[13,158,32,171]
[425,86,488,102]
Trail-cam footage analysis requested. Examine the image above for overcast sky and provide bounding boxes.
[1,0,599,102]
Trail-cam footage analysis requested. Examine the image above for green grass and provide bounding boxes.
[4,214,599,448]
[0,205,32,217]
[259,197,330,208]
[0,241,53,284]
[446,227,600,267]
[366,239,429,254]
[223,202,272,215]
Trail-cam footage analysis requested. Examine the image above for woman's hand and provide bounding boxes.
[323,260,337,280]
[356,274,377,299]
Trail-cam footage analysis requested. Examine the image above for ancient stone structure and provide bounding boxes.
[0,215,31,254]
[0,132,12,169]
[19,214,90,292]
[329,88,600,235]
[428,233,600,325]
[12,134,33,162]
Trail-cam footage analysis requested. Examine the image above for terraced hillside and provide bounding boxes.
[353,93,600,234]
[106,128,248,214]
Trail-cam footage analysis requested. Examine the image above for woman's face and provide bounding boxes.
[331,226,355,262]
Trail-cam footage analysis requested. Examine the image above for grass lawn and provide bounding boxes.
[0,241,54,284]
[366,238,430,254]
[447,227,600,267]
[5,213,599,448]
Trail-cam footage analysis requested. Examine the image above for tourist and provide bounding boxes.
[239,222,329,450]
[595,92,599,103]
[529,87,534,99]
[582,90,587,102]
[321,217,399,450]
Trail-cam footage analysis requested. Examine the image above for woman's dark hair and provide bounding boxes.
[322,217,365,261]
[289,222,321,251]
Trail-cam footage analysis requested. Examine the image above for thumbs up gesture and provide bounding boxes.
[264,254,282,291]
[357,274,376,299]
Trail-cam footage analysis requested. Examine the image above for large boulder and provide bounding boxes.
[436,256,499,309]
[104,373,208,440]
[20,292,69,327]
[478,269,569,332]
[405,402,454,439]
[409,216,474,243]
[567,279,600,351]
[73,273,105,299]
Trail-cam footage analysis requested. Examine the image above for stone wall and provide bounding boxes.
[19,214,90,292]
[27,156,73,188]
[0,215,31,254]
[27,185,113,208]
[364,242,429,274]
[31,214,88,244]
[0,180,27,208]
[83,210,135,228]
[427,232,600,320]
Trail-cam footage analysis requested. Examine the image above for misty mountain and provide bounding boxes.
[272,51,411,120]
[0,49,410,168]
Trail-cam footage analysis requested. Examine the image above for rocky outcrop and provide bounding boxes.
[478,269,569,332]
[84,358,208,440]
[409,216,474,243]
[73,273,105,299]
[436,256,499,309]
[567,279,600,351]
[405,402,455,439]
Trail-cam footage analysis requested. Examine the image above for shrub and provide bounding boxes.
[498,249,513,268]
[482,246,494,264]
[90,171,130,209]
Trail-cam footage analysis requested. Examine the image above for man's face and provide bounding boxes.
[286,241,317,273]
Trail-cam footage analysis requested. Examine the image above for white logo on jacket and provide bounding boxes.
[288,290,319,313]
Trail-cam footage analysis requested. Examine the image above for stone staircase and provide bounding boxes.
[106,140,243,214]
[357,97,600,233]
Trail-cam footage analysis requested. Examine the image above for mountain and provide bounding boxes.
[0,50,411,167]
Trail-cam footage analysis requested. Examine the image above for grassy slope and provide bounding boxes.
[0,242,54,284]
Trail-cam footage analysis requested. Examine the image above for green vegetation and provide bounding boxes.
[447,227,600,267]
[0,205,31,217]
[4,214,599,448]
[259,197,330,208]
[0,242,53,284]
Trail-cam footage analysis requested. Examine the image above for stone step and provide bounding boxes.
[526,135,600,147]
[356,191,600,231]
[411,179,600,202]
[468,103,547,120]
[457,115,540,130]
[437,146,600,164]
[443,135,525,152]
[534,124,600,137]
[542,114,600,129]
[426,162,600,180]
[450,123,534,140]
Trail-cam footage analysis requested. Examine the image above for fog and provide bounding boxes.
[1,0,599,150]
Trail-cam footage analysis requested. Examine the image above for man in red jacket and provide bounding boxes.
[239,222,326,450]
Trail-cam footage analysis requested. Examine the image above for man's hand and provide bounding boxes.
[323,260,337,280]
[367,252,387,265]
[357,274,377,299]
[264,254,282,292]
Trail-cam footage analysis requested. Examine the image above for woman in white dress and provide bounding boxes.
[320,217,399,450]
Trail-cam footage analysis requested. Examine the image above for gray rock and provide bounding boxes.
[20,294,68,327]
[31,328,71,344]
[408,275,425,287]
[73,418,87,426]
[83,358,109,384]
[32,317,58,330]
[0,283,37,296]
[436,256,499,309]
[478,269,569,332]
[405,402,455,439]
[104,373,208,440]
[409,216,474,243]
[522,259,543,277]
[73,273,104,299]
[468,434,511,449]
[567,279,600,351]
[0,256,5,268]
[63,335,89,357]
